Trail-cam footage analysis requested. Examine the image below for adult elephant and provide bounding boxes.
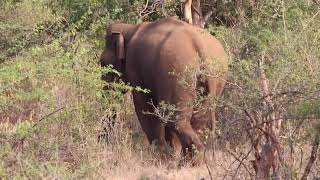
[100,17,228,165]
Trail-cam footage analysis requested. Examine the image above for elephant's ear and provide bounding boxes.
[112,31,125,61]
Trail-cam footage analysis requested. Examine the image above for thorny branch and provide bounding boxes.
[226,148,254,180]
[204,73,245,92]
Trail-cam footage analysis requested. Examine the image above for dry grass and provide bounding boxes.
[1,92,319,179]
[95,139,319,180]
[94,145,247,180]
[1,85,319,179]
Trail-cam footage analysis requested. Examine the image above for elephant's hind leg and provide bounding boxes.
[165,127,182,158]
[159,122,170,155]
[132,92,170,155]
[173,103,205,166]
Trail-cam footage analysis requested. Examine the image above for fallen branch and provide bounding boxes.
[12,106,67,149]
[301,131,319,180]
[33,106,66,127]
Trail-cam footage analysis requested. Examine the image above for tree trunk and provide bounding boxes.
[182,0,213,27]
[192,0,202,26]
[253,142,277,180]
[251,55,284,180]
[183,0,193,24]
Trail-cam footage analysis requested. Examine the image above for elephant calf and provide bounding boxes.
[100,17,228,165]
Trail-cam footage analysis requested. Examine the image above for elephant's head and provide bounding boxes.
[100,23,135,83]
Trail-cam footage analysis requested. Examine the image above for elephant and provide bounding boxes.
[100,17,228,165]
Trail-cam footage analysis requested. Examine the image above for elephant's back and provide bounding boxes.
[126,18,228,98]
[146,18,228,73]
[128,18,202,71]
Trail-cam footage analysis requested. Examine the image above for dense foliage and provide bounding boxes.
[0,0,319,179]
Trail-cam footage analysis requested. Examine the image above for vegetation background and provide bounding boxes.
[0,0,319,179]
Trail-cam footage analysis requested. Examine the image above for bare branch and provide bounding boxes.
[139,0,164,19]
[204,148,213,180]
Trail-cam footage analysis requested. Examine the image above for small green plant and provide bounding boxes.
[143,100,176,124]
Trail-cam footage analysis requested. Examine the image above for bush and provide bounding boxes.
[0,0,319,179]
